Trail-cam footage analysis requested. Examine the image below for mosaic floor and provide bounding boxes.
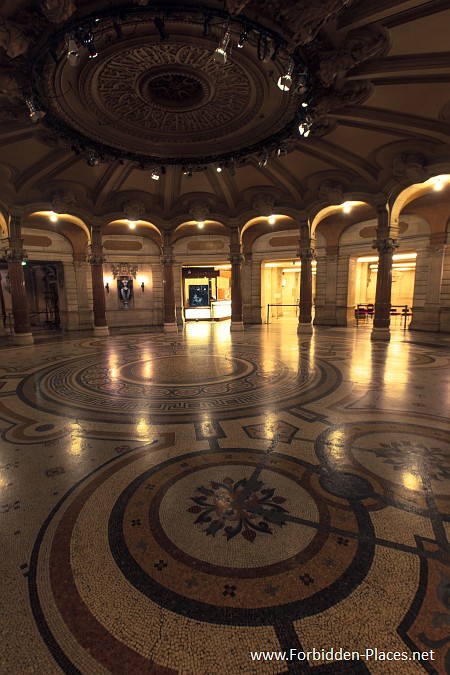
[1,322,449,674]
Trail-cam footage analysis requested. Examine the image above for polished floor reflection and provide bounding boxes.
[1,323,449,674]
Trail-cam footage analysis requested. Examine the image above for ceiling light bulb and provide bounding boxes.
[197,221,205,229]
[50,212,58,222]
[433,177,444,191]
[128,221,136,229]
[343,202,352,213]
[268,215,276,225]
[151,169,160,180]
[238,30,247,48]
[216,165,222,173]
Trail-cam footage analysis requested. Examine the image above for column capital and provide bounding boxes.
[228,252,245,265]
[2,247,28,262]
[372,237,399,253]
[160,254,176,266]
[299,247,315,261]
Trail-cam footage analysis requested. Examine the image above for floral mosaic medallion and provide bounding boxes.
[368,440,450,482]
[187,476,289,542]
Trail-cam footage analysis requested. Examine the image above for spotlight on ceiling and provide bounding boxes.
[216,164,223,173]
[50,211,58,222]
[342,201,352,213]
[297,73,307,94]
[277,144,287,157]
[227,160,236,177]
[87,150,99,166]
[298,118,311,138]
[151,168,160,181]
[84,32,98,58]
[277,60,294,92]
[26,98,46,123]
[214,30,230,64]
[128,220,136,229]
[238,29,248,48]
[154,17,168,41]
[258,150,269,168]
[197,220,205,229]
[433,176,444,191]
[67,38,80,66]
[182,167,193,178]
[268,215,276,225]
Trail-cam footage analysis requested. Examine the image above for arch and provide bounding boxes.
[391,175,450,226]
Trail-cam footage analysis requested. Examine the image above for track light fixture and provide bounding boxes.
[154,17,168,41]
[214,30,230,64]
[238,30,248,48]
[151,167,160,180]
[87,150,100,166]
[297,74,308,94]
[277,60,294,92]
[258,150,269,168]
[26,98,45,123]
[216,164,223,173]
[83,32,98,58]
[276,144,287,157]
[66,37,79,66]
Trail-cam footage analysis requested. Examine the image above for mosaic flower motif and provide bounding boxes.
[187,476,289,542]
[365,441,450,481]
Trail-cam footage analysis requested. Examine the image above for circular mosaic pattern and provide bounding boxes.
[316,421,450,498]
[18,347,340,423]
[30,447,375,673]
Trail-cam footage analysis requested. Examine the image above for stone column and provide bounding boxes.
[2,215,33,345]
[229,226,244,332]
[410,236,446,332]
[0,270,7,336]
[161,230,177,333]
[371,205,399,341]
[297,223,315,334]
[87,227,109,337]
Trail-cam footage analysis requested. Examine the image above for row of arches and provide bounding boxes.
[1,175,449,343]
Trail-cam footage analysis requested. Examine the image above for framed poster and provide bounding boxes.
[188,284,209,307]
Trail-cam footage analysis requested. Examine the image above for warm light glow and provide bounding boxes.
[433,176,445,191]
[268,215,276,225]
[103,274,113,286]
[342,202,352,213]
[128,220,136,229]
[137,275,148,286]
[358,253,417,263]
[136,418,151,439]
[50,211,58,222]
[403,472,421,491]
[197,221,205,229]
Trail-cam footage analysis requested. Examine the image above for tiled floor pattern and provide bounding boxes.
[1,322,449,674]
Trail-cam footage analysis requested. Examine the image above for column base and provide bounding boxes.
[297,323,313,334]
[230,321,244,332]
[371,326,390,341]
[13,332,34,346]
[94,325,110,337]
[163,323,178,333]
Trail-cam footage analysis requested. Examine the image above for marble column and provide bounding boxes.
[0,270,7,336]
[297,226,315,334]
[229,226,244,332]
[371,206,399,341]
[161,230,177,333]
[2,215,33,345]
[87,227,109,337]
[410,238,446,332]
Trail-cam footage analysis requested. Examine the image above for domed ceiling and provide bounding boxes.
[0,0,449,227]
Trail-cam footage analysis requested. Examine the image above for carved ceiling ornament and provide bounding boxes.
[40,0,76,23]
[317,27,389,87]
[189,202,210,223]
[226,0,354,46]
[1,1,390,168]
[318,180,344,205]
[51,190,77,213]
[123,200,146,223]
[252,194,275,217]
[392,153,428,184]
